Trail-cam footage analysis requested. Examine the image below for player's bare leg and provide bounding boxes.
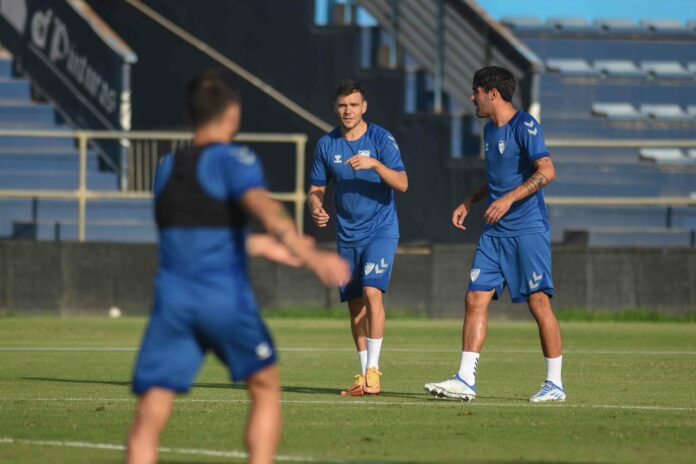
[246,364,282,464]
[527,291,565,402]
[126,387,175,464]
[362,287,385,394]
[424,289,495,400]
[340,298,369,396]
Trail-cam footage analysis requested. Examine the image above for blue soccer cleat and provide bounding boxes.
[529,380,566,403]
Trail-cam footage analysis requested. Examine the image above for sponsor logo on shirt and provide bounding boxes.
[357,149,371,157]
[498,140,505,155]
[333,154,342,163]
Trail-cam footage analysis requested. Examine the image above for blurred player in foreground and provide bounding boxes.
[126,70,350,464]
[424,66,565,403]
[308,80,407,396]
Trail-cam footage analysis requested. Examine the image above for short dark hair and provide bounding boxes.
[186,69,241,127]
[335,79,366,100]
[472,66,516,102]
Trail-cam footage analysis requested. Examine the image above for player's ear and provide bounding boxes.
[361,99,367,115]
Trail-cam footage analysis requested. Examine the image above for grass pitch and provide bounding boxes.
[1,316,695,463]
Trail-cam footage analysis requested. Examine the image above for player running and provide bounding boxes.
[126,70,350,464]
[424,66,565,403]
[308,80,408,396]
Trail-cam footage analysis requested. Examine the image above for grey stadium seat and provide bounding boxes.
[591,102,646,120]
[500,16,553,31]
[546,58,600,76]
[687,62,696,75]
[547,17,598,32]
[687,105,696,117]
[594,59,648,78]
[640,61,692,79]
[688,149,696,160]
[593,18,643,34]
[639,19,690,34]
[639,104,693,121]
[639,148,690,164]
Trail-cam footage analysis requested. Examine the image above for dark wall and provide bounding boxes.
[1,242,694,317]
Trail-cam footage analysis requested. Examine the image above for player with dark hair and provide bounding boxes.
[424,66,566,403]
[126,69,350,464]
[308,79,408,396]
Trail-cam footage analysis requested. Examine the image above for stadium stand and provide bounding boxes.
[639,148,693,164]
[594,59,648,78]
[591,102,646,120]
[640,60,693,79]
[546,58,600,76]
[0,54,154,241]
[593,18,644,34]
[639,104,693,121]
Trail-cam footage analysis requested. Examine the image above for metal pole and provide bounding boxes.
[78,134,88,242]
[433,0,445,113]
[295,137,307,235]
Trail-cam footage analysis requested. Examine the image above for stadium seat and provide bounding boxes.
[687,62,696,76]
[594,59,648,78]
[591,102,646,120]
[640,60,692,79]
[639,148,691,164]
[639,104,693,121]
[687,105,696,117]
[547,17,598,33]
[593,18,643,34]
[639,19,691,35]
[545,58,600,76]
[499,16,553,31]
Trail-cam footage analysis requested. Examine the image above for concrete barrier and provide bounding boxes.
[0,242,693,317]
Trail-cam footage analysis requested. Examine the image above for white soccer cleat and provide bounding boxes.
[529,380,566,403]
[424,374,476,401]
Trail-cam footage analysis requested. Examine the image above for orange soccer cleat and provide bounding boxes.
[362,367,382,395]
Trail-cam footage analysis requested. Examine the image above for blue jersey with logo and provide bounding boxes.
[154,143,266,279]
[310,123,405,246]
[483,111,550,237]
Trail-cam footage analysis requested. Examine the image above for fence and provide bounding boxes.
[0,130,307,241]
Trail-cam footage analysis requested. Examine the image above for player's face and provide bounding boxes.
[334,92,367,130]
[470,86,492,118]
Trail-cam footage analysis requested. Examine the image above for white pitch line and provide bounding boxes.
[1,397,694,412]
[0,436,384,463]
[1,346,696,355]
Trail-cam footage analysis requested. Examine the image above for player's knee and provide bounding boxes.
[247,365,281,397]
[465,291,488,312]
[527,291,552,313]
[362,286,383,305]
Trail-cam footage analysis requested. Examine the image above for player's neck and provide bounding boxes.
[193,127,234,146]
[489,105,518,128]
[341,120,368,141]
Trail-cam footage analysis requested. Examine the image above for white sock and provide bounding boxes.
[358,350,367,375]
[366,337,383,369]
[457,351,480,385]
[545,355,563,389]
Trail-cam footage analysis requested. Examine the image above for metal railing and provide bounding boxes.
[0,130,307,242]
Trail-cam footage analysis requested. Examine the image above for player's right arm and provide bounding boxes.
[452,182,488,230]
[307,185,329,227]
[242,188,349,287]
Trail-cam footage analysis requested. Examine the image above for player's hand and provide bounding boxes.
[247,234,315,267]
[311,207,330,228]
[484,197,513,225]
[452,201,471,230]
[305,250,351,287]
[346,155,380,171]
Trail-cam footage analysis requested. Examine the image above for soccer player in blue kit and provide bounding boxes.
[308,80,408,396]
[424,66,566,403]
[126,70,350,464]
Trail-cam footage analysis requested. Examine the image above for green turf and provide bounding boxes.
[1,317,695,463]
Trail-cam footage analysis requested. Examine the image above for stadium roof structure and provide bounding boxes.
[593,18,643,33]
[546,58,600,76]
[547,17,598,32]
[639,19,691,35]
[640,60,692,79]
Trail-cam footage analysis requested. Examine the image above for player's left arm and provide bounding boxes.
[484,156,555,225]
[246,233,315,267]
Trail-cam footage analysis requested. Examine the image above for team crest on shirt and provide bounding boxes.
[357,149,371,157]
[333,154,342,163]
[497,140,505,155]
[470,268,481,282]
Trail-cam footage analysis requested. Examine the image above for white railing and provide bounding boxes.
[0,130,307,242]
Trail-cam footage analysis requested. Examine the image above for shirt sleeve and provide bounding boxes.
[517,116,550,162]
[379,131,405,172]
[309,140,330,186]
[223,145,267,200]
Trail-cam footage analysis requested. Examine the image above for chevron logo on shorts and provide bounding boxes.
[528,271,543,290]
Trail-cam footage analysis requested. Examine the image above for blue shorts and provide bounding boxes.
[468,231,554,303]
[132,271,276,395]
[338,237,398,302]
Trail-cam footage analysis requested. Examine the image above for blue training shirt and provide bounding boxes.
[154,143,266,278]
[483,111,550,237]
[310,123,405,246]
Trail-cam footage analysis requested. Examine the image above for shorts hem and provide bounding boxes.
[512,288,554,303]
[132,381,190,396]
